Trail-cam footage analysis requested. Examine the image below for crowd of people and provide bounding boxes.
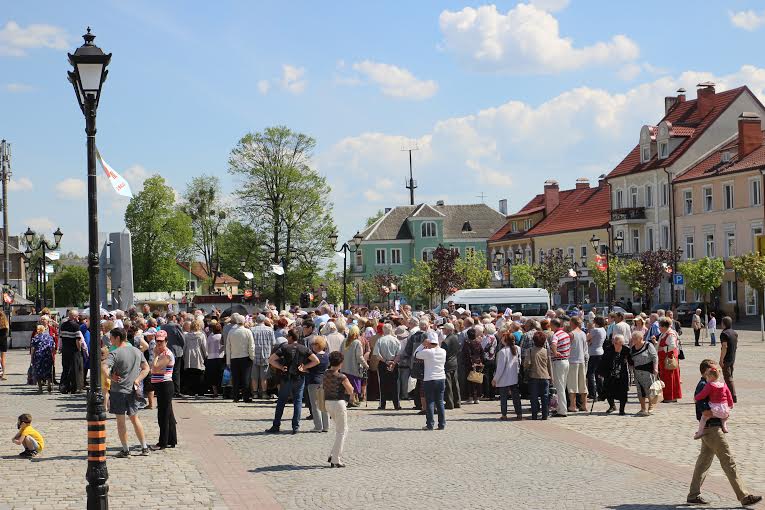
[8,300,761,505]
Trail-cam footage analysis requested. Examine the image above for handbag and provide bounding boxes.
[467,368,484,384]
[678,349,685,360]
[407,376,417,394]
[410,358,425,380]
[649,378,665,399]
[664,356,678,370]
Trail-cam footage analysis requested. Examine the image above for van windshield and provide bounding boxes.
[446,302,548,316]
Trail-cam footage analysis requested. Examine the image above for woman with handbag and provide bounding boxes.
[462,328,483,404]
[341,326,368,407]
[481,324,498,400]
[598,334,630,415]
[657,317,682,402]
[629,331,658,416]
[492,331,521,420]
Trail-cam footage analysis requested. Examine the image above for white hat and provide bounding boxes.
[425,330,439,344]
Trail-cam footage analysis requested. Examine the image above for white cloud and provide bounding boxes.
[729,9,765,31]
[529,0,569,12]
[55,178,86,199]
[23,216,55,233]
[617,63,642,81]
[319,65,765,246]
[8,177,33,191]
[439,4,639,73]
[0,21,70,57]
[5,83,33,92]
[280,64,306,94]
[351,60,438,100]
[257,80,270,95]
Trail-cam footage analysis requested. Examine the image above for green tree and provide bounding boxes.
[360,277,380,307]
[679,258,725,312]
[510,264,535,288]
[638,249,680,310]
[400,259,436,309]
[618,259,646,299]
[180,174,228,280]
[52,266,89,307]
[732,253,765,325]
[533,250,567,304]
[365,210,385,227]
[588,258,621,299]
[432,246,464,303]
[455,250,492,289]
[228,126,336,307]
[125,175,193,292]
[217,220,265,288]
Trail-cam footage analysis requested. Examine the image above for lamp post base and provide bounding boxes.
[86,388,109,509]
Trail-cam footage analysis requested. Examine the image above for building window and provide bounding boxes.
[703,187,713,212]
[525,219,532,230]
[355,250,363,268]
[631,229,639,253]
[723,183,734,210]
[658,141,669,159]
[375,249,386,265]
[725,231,736,259]
[683,189,693,215]
[647,228,655,251]
[511,221,517,232]
[726,280,736,303]
[751,178,762,206]
[421,221,436,238]
[685,236,694,260]
[616,189,624,209]
[186,280,197,292]
[662,225,670,249]
[630,187,638,208]
[580,246,587,259]
[661,183,669,207]
[391,248,402,264]
[705,234,715,258]
[450,247,460,257]
[645,185,653,208]
[753,225,764,253]
[466,246,476,256]
[641,145,651,163]
[422,248,435,262]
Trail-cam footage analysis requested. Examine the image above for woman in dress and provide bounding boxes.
[631,316,648,342]
[599,334,630,415]
[629,330,658,416]
[183,318,208,397]
[30,325,55,393]
[657,317,682,402]
[462,327,484,404]
[340,325,368,407]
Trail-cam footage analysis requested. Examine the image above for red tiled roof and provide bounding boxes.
[607,87,749,179]
[489,190,577,242]
[675,132,765,183]
[177,261,240,285]
[525,184,611,237]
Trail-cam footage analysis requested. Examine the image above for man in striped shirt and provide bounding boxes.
[550,318,570,417]
[250,314,276,399]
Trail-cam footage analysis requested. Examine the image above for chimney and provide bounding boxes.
[435,200,445,206]
[384,207,392,214]
[738,112,763,159]
[543,179,560,215]
[677,87,686,103]
[498,199,508,216]
[696,82,716,118]
[598,174,607,187]
[575,177,590,190]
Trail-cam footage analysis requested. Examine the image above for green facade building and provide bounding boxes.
[351,202,506,281]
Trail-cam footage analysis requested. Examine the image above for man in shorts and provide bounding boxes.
[105,328,150,457]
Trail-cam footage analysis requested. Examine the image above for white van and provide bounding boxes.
[441,288,550,317]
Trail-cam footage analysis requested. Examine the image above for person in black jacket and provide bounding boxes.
[59,310,84,394]
[161,315,185,396]
[440,322,461,409]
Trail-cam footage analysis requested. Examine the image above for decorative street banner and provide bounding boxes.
[595,255,607,272]
[97,149,133,198]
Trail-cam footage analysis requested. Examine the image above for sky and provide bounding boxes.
[4,0,765,256]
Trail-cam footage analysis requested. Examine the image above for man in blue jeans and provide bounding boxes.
[265,331,319,434]
[415,330,447,431]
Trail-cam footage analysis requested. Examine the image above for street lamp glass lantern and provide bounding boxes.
[614,231,625,252]
[67,28,111,113]
[589,234,600,252]
[240,258,246,270]
[329,232,338,247]
[352,232,363,248]
[53,227,63,246]
[24,227,35,246]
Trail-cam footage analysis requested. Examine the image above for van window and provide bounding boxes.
[469,302,548,316]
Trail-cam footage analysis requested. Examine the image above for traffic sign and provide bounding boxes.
[673,273,684,286]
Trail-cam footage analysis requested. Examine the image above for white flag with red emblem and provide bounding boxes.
[97,149,133,198]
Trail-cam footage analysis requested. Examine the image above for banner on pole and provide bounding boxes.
[97,149,134,198]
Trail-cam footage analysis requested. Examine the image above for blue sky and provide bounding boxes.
[4,0,765,255]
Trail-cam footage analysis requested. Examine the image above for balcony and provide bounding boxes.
[611,207,646,222]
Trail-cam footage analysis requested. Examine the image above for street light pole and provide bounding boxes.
[68,27,111,510]
[24,227,63,310]
[1,140,10,317]
[590,231,623,313]
[330,231,362,311]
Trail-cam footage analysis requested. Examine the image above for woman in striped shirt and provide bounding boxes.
[150,330,177,450]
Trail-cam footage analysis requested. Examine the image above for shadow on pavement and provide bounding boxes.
[605,505,692,509]
[249,464,326,473]
[360,427,423,432]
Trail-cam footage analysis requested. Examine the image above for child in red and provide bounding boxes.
[693,364,733,439]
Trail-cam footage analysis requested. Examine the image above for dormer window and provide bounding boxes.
[525,218,532,230]
[421,221,436,238]
[641,146,651,163]
[461,221,472,233]
[511,221,517,232]
[721,151,732,163]
[639,125,655,164]
[658,141,669,159]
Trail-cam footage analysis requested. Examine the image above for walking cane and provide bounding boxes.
[589,394,596,414]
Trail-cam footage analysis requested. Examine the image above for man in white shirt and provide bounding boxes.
[415,330,447,430]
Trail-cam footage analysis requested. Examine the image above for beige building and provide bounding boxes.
[674,112,765,318]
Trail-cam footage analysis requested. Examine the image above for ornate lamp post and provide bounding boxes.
[329,231,362,310]
[24,227,63,309]
[590,231,624,312]
[67,27,111,509]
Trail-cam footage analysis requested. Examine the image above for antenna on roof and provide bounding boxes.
[401,140,419,205]
[477,192,487,203]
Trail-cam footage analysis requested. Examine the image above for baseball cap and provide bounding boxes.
[144,327,157,337]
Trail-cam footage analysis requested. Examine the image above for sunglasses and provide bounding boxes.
[156,339,166,343]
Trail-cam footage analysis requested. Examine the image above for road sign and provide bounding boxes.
[673,273,684,286]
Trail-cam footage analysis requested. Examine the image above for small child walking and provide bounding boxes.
[12,413,45,458]
[693,365,733,439]
[707,313,717,346]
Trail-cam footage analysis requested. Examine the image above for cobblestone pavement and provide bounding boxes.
[2,330,764,509]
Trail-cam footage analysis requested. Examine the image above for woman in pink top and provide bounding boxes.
[693,364,733,439]
[150,330,177,450]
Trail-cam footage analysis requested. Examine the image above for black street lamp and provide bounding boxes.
[24,227,63,310]
[68,27,111,510]
[493,252,512,287]
[330,231,362,310]
[590,231,624,312]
